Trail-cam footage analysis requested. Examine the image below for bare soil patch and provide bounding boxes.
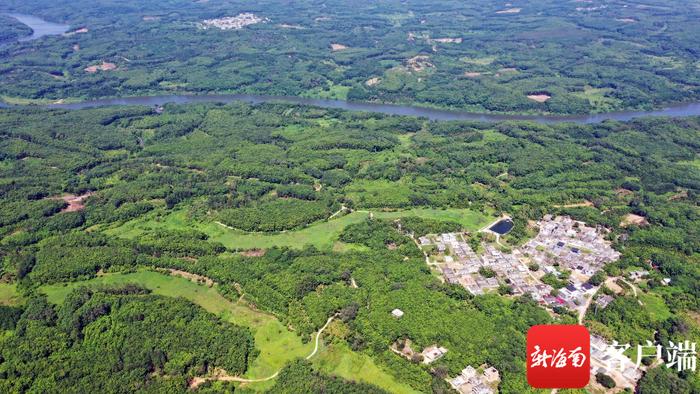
[49,192,94,212]
[464,72,482,78]
[620,214,649,227]
[65,27,88,36]
[496,8,522,14]
[689,311,700,326]
[330,43,348,52]
[432,37,462,44]
[365,77,381,87]
[278,24,305,29]
[527,94,551,103]
[165,269,214,287]
[669,190,688,201]
[240,249,266,257]
[407,55,434,72]
[553,200,592,208]
[85,62,117,73]
[605,279,624,295]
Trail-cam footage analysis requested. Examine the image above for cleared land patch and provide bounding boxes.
[84,62,117,73]
[527,93,551,103]
[496,8,522,14]
[620,213,649,227]
[106,207,492,250]
[330,43,349,52]
[0,283,21,306]
[47,192,93,212]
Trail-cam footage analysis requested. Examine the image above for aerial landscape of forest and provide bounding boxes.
[0,1,699,394]
[1,0,700,114]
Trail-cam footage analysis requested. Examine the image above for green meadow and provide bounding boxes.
[0,283,21,306]
[105,207,492,250]
[39,271,414,393]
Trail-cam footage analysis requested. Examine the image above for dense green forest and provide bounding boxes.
[0,102,698,392]
[0,287,256,393]
[1,0,700,114]
[0,15,32,42]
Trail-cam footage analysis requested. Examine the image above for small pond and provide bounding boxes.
[489,219,514,235]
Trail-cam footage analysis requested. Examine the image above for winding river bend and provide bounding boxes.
[4,13,70,42]
[2,13,700,124]
[31,95,700,124]
[2,94,700,125]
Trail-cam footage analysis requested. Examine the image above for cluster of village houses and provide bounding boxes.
[392,215,648,391]
[389,322,500,393]
[419,215,620,315]
[591,335,643,389]
[199,13,268,30]
[448,365,501,394]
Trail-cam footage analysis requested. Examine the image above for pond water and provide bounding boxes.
[489,219,514,235]
[5,13,70,42]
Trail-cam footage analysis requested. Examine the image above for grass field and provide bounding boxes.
[39,271,412,392]
[313,341,420,394]
[105,207,492,250]
[573,86,621,113]
[639,292,673,322]
[0,283,21,306]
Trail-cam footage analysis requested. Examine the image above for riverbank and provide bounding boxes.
[3,92,700,124]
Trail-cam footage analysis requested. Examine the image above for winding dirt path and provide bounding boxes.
[190,314,337,389]
[306,314,337,360]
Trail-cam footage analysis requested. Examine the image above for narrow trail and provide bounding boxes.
[306,314,337,360]
[410,235,433,266]
[214,221,235,230]
[328,205,347,219]
[190,313,337,389]
[578,294,594,324]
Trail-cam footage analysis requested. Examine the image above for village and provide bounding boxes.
[198,13,268,30]
[418,215,621,315]
[409,215,646,391]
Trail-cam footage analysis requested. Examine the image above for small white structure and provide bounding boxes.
[461,365,477,380]
[629,270,649,281]
[482,366,500,383]
[421,345,448,364]
[391,309,404,318]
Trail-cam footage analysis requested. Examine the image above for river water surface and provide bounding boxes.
[5,13,70,41]
[30,94,700,124]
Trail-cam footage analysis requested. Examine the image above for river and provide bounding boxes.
[4,13,70,42]
[30,94,700,124]
[2,14,700,124]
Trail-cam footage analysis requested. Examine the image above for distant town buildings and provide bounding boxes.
[199,13,268,30]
